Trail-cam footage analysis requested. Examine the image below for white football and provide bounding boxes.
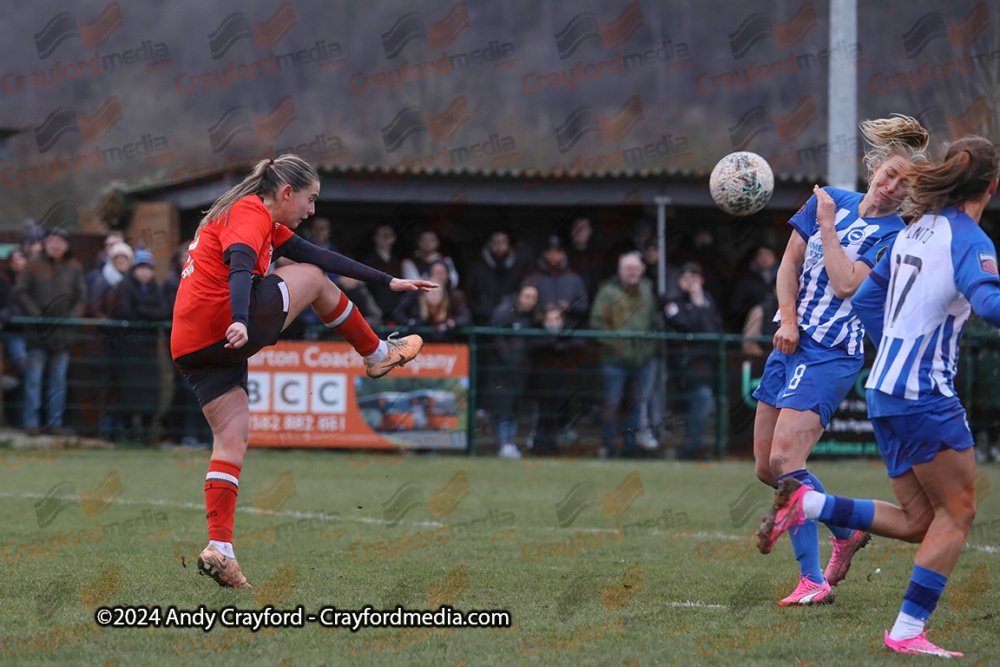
[709,151,775,216]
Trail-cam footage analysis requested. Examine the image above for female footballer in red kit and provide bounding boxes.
[171,155,434,587]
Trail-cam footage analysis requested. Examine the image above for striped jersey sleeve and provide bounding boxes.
[785,187,906,356]
[866,207,998,406]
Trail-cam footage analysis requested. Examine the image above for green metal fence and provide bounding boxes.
[2,317,996,459]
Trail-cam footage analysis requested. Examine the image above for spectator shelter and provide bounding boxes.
[0,163,996,459]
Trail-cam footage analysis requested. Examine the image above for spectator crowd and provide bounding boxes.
[0,215,783,460]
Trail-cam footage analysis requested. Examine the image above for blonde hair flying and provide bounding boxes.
[197,154,319,232]
[859,113,930,177]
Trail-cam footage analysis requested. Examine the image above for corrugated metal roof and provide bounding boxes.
[133,161,824,211]
[317,161,823,184]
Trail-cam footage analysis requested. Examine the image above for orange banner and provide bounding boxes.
[247,341,469,449]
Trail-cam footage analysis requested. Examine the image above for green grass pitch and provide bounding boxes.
[1,442,997,666]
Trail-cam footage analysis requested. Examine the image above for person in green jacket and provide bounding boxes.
[589,252,663,458]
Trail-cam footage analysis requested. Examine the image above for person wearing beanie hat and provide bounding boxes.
[118,244,171,446]
[109,242,134,265]
[132,247,155,269]
[85,231,126,304]
[45,227,70,240]
[86,242,134,319]
[86,240,135,443]
[19,219,45,259]
[523,233,588,329]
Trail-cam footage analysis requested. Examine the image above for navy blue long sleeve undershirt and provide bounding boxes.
[225,235,395,326]
[275,235,394,286]
[225,244,256,326]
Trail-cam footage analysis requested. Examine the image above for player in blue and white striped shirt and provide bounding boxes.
[758,135,1000,657]
[752,115,930,606]
[865,207,993,406]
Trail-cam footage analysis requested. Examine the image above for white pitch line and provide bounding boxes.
[0,491,444,528]
[8,490,1000,551]
[688,531,746,541]
[968,544,1000,554]
[665,601,728,609]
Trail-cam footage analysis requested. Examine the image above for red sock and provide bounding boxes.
[205,460,241,543]
[321,292,379,356]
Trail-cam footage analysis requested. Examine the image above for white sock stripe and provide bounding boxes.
[206,472,239,486]
[802,490,825,520]
[889,611,925,642]
[278,281,290,312]
[327,300,354,328]
[209,540,235,559]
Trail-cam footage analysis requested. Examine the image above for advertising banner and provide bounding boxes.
[247,341,469,450]
[730,347,878,457]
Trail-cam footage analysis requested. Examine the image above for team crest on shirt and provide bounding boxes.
[979,251,998,275]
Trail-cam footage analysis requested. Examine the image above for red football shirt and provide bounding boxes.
[171,196,293,358]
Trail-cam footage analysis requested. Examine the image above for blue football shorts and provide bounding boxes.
[752,333,863,428]
[871,401,974,478]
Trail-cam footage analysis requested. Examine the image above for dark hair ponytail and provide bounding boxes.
[908,136,999,219]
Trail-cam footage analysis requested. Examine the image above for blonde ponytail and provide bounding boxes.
[860,113,930,177]
[196,154,319,232]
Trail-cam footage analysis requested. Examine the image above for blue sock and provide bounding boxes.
[900,565,947,621]
[779,469,824,584]
[805,471,856,541]
[817,494,875,532]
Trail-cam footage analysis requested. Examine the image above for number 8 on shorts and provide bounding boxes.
[787,364,807,390]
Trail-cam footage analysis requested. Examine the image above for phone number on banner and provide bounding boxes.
[250,414,346,432]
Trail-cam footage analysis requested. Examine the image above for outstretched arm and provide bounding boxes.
[277,235,436,292]
[968,283,1000,327]
[388,276,438,292]
[276,235,394,285]
[956,235,1000,328]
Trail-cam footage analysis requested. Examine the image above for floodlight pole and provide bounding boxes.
[828,0,857,190]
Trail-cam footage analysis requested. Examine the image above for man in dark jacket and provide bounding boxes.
[116,247,171,442]
[359,225,404,323]
[566,217,611,301]
[14,228,86,435]
[663,262,724,459]
[465,231,527,325]
[729,246,778,332]
[526,304,584,456]
[487,283,539,458]
[524,236,589,329]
